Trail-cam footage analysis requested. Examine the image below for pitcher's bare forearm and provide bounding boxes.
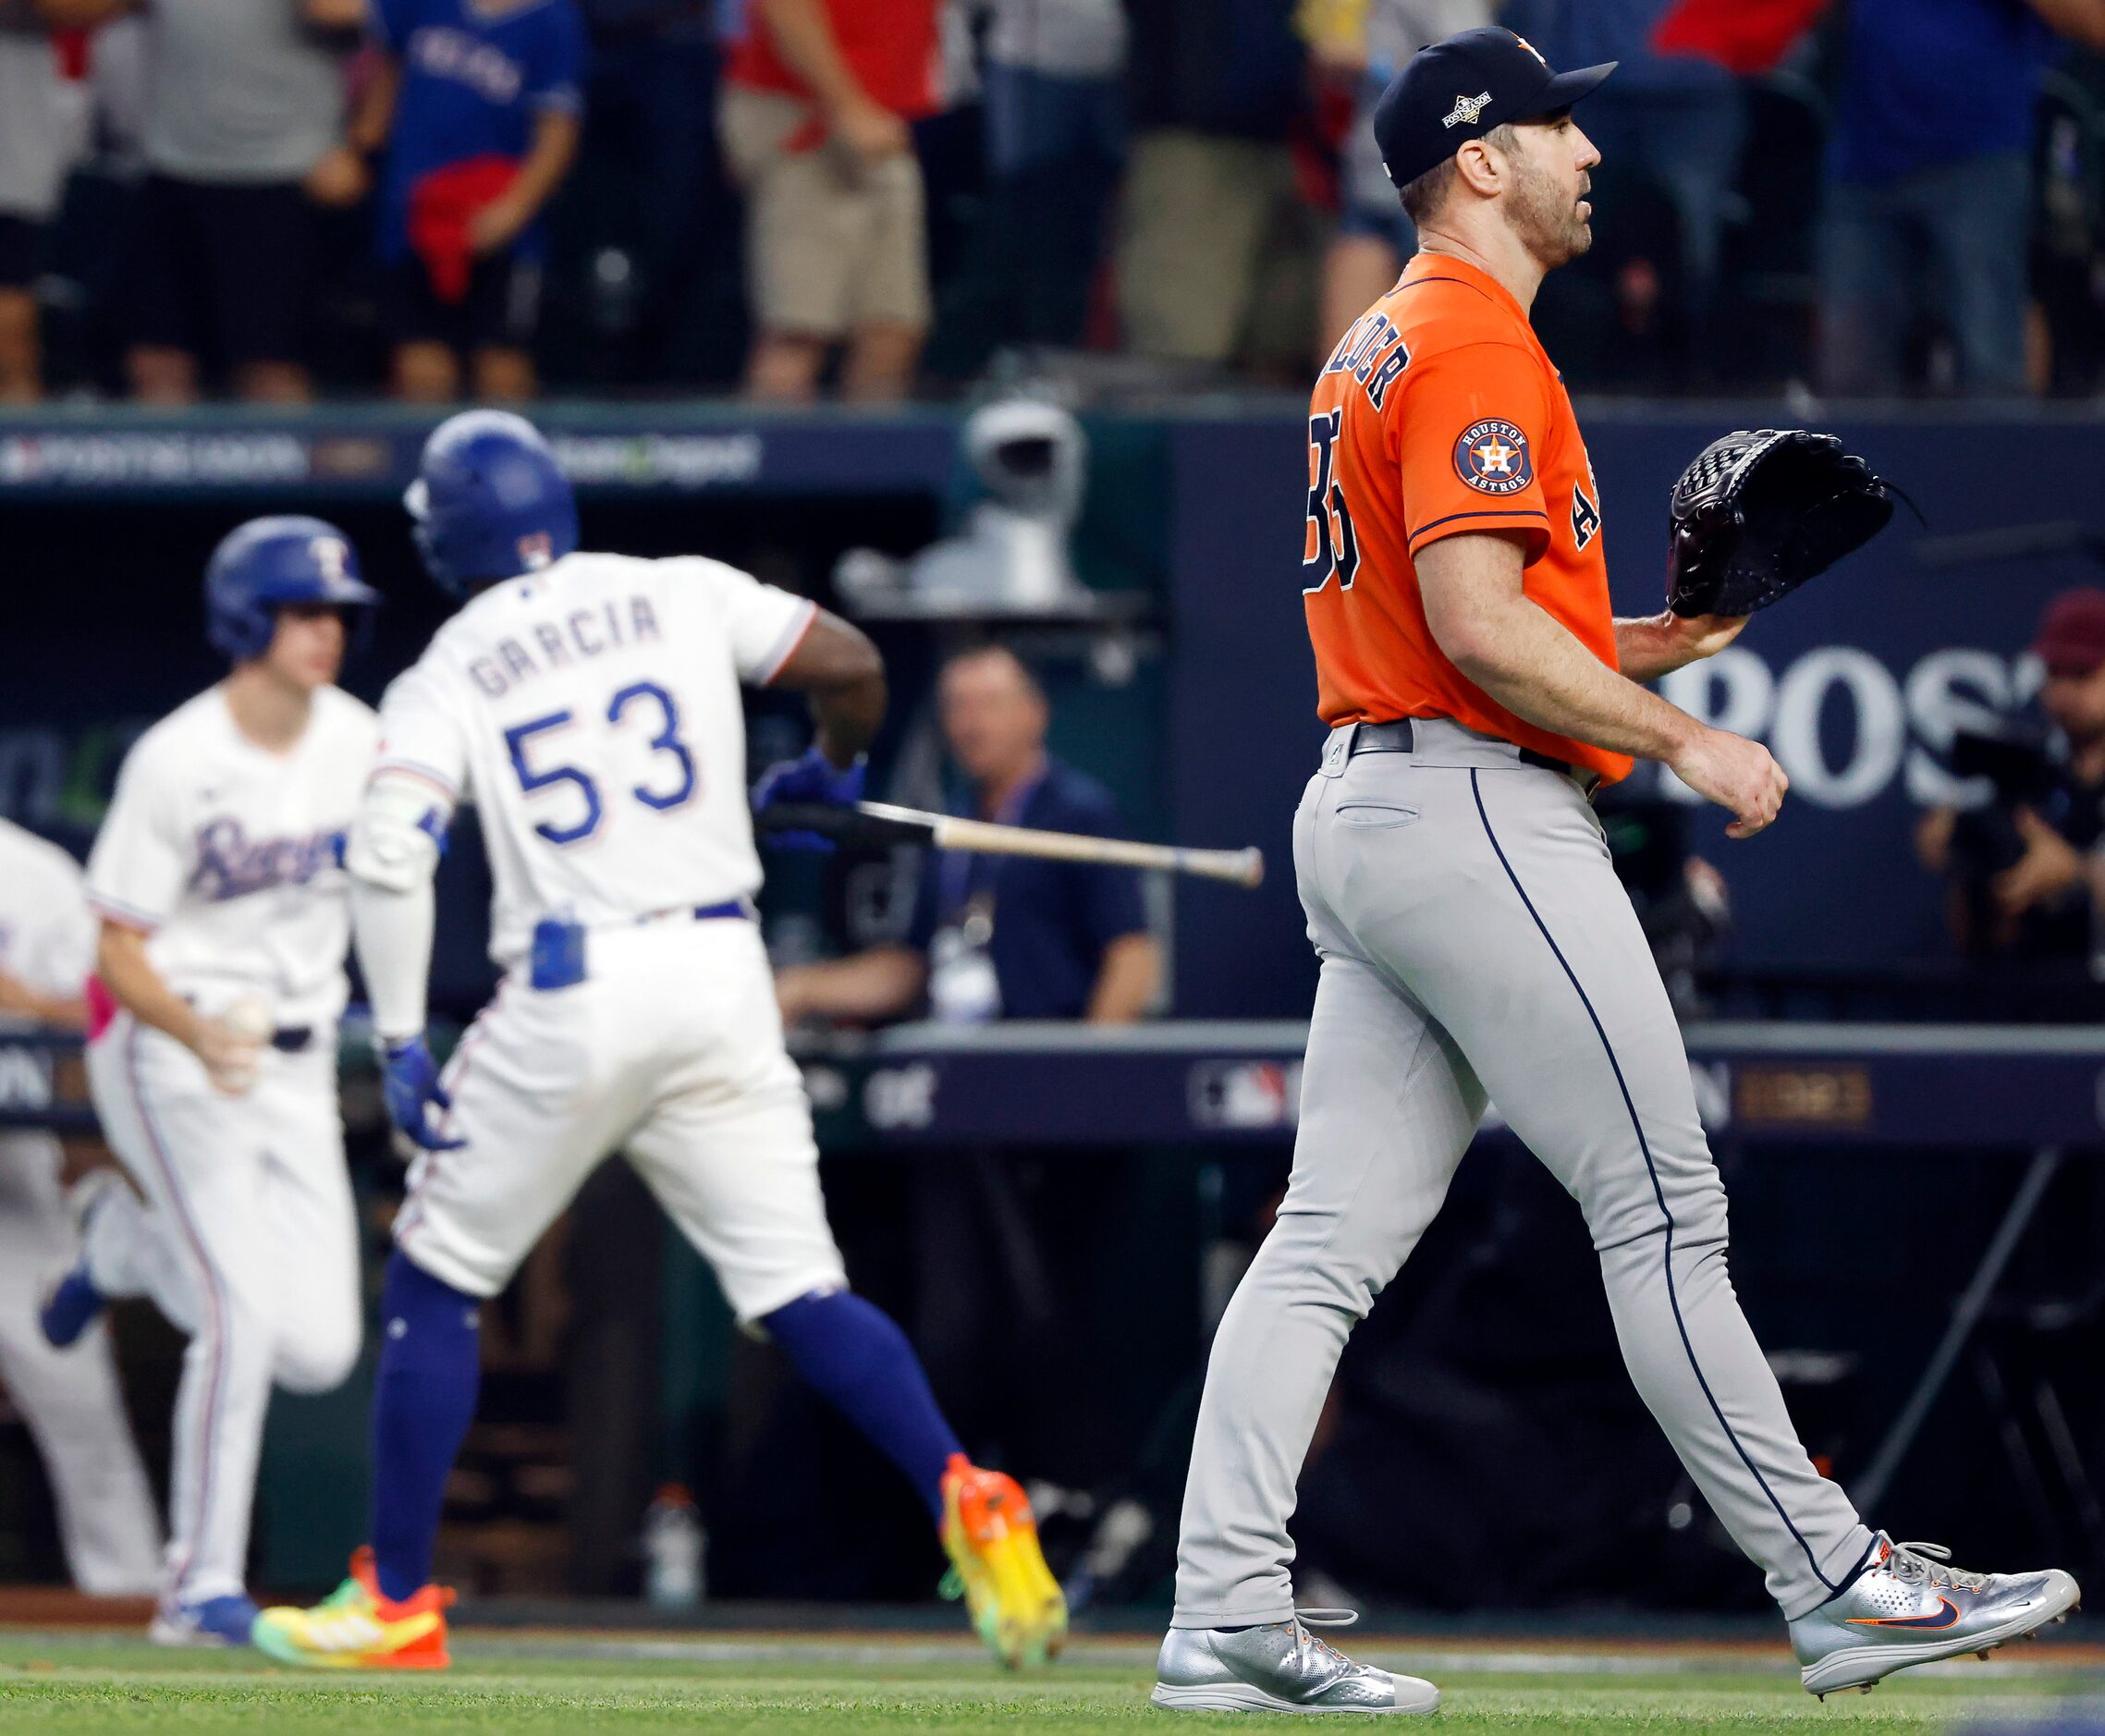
[1418,532,1699,763]
[1420,531,1787,837]
[1614,609,1749,684]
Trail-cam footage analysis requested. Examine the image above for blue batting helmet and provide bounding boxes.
[406,410,578,596]
[203,517,380,663]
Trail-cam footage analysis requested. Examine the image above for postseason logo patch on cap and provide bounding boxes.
[1454,419,1534,495]
[1373,27,1617,192]
[1443,91,1493,129]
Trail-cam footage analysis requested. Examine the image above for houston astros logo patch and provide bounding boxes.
[1454,420,1534,495]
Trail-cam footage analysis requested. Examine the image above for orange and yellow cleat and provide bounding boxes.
[939,1454,1068,1669]
[252,1547,454,1670]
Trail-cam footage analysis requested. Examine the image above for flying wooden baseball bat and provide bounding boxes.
[756,801,1266,888]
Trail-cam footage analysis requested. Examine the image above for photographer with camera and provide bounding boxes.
[1919,588,2105,962]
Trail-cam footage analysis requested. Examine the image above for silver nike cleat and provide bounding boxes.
[1152,1611,1438,1715]
[1790,1533,2080,1697]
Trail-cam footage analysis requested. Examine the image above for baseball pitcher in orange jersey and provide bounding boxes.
[1153,27,2079,1717]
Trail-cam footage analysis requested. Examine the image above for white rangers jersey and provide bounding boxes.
[371,551,816,968]
[85,686,380,1028]
[0,817,95,1007]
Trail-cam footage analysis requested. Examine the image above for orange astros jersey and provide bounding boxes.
[1302,251,1629,785]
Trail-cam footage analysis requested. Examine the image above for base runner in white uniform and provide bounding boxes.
[255,411,1065,1673]
[0,818,162,1595]
[64,519,382,1645]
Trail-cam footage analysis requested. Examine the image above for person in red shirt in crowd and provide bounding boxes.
[719,0,938,402]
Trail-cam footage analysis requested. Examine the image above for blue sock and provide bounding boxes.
[370,1252,483,1602]
[763,1290,962,1521]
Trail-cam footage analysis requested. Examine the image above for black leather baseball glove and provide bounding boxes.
[1666,429,1897,617]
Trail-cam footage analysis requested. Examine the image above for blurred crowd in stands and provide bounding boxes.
[5,0,2105,406]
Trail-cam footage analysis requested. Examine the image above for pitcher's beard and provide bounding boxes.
[1511,161,1593,268]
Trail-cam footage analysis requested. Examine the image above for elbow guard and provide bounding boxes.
[347,771,450,892]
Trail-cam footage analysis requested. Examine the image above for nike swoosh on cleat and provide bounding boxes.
[1848,1597,1961,1630]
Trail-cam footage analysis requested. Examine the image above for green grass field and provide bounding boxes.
[3,1631,2099,1736]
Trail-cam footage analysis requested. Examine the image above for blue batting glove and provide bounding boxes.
[753,746,866,852]
[381,1034,464,1153]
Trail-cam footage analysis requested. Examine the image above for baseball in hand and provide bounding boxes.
[222,996,274,1044]
[202,996,272,1095]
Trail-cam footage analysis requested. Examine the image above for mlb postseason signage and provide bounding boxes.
[0,408,958,498]
[1168,407,2105,1012]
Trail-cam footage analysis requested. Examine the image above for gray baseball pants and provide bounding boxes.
[1171,719,1874,1627]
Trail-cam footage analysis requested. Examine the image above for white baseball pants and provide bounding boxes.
[394,916,847,1324]
[0,1132,162,1595]
[1172,721,1875,1629]
[85,1015,361,1605]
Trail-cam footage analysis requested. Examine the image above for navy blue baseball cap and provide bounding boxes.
[1373,27,1616,190]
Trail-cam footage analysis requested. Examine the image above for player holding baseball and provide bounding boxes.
[1153,29,2079,1715]
[51,520,382,1645]
[253,411,1064,1671]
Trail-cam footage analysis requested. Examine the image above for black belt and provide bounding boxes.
[1347,718,1599,792]
[181,997,313,1053]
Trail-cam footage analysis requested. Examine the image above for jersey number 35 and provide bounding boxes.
[1302,409,1361,594]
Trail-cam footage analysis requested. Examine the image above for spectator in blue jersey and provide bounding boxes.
[353,0,586,401]
[774,643,1159,1028]
[1818,0,2105,397]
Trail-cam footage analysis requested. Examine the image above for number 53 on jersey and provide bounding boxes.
[504,679,699,848]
